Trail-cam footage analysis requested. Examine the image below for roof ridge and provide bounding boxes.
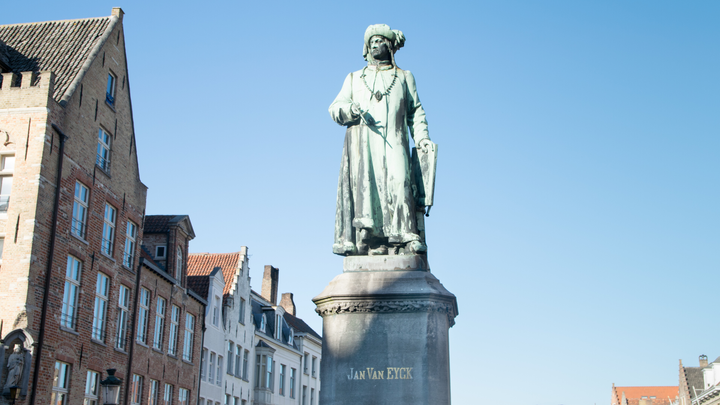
[0,16,111,28]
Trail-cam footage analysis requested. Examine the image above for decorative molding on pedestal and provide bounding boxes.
[315,298,457,326]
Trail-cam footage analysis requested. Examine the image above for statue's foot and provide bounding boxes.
[406,240,426,254]
[369,245,388,256]
[356,241,369,255]
[333,242,356,256]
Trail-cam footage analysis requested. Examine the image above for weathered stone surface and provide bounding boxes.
[314,256,457,404]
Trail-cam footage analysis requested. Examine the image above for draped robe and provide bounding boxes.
[329,64,430,255]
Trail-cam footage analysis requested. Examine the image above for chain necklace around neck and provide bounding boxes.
[362,66,397,101]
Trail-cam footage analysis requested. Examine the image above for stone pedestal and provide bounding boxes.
[313,255,458,405]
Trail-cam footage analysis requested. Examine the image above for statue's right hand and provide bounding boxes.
[351,102,362,117]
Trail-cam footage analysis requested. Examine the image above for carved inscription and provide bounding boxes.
[346,367,413,380]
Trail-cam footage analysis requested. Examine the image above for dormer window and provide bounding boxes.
[260,314,266,333]
[155,245,166,259]
[288,328,294,345]
[106,72,116,106]
[276,315,283,340]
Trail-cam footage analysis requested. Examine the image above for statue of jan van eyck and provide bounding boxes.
[329,24,437,257]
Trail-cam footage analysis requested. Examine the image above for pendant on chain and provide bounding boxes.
[374,91,382,101]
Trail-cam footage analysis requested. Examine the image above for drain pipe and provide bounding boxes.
[29,124,67,405]
[124,257,143,405]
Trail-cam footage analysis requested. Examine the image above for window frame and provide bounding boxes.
[72,181,89,239]
[227,342,234,375]
[148,379,159,405]
[84,370,100,405]
[0,154,14,212]
[290,368,296,399]
[182,313,195,362]
[96,128,111,172]
[116,285,130,351]
[279,364,286,396]
[136,288,150,344]
[131,374,143,405]
[153,297,166,350]
[168,305,180,356]
[106,72,116,106]
[234,345,242,378]
[61,255,82,330]
[123,221,137,268]
[92,272,109,341]
[163,383,173,405]
[52,361,71,405]
[101,203,116,256]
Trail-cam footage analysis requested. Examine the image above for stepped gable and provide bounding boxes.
[0,15,115,102]
[187,252,242,297]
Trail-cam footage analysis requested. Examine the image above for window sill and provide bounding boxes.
[122,263,136,274]
[114,347,128,356]
[95,164,111,178]
[99,251,116,263]
[152,347,164,354]
[91,338,107,347]
[59,326,79,336]
[70,233,89,245]
[182,359,194,366]
[167,353,178,360]
[105,100,116,112]
[135,341,149,349]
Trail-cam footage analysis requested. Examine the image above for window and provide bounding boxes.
[123,221,137,268]
[201,349,208,381]
[243,350,249,380]
[0,154,14,212]
[101,203,115,256]
[279,364,286,396]
[97,128,111,171]
[216,356,223,386]
[0,237,3,262]
[302,385,307,405]
[178,388,189,405]
[116,285,130,350]
[168,305,179,355]
[137,288,149,343]
[212,296,220,327]
[199,399,205,405]
[153,297,166,350]
[303,353,309,374]
[288,328,293,345]
[276,314,282,340]
[290,368,296,398]
[238,298,245,324]
[163,383,173,405]
[312,356,317,378]
[255,354,273,389]
[183,313,195,361]
[175,246,183,280]
[92,273,109,341]
[227,342,234,375]
[106,72,116,105]
[148,379,159,405]
[72,182,89,238]
[61,256,81,329]
[260,314,266,332]
[131,374,143,405]
[311,388,315,405]
[155,245,166,259]
[225,395,231,405]
[209,352,216,383]
[52,361,71,405]
[84,370,100,405]
[234,345,242,378]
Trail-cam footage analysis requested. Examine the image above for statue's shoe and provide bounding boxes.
[406,240,427,254]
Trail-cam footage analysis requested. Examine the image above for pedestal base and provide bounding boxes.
[313,256,458,405]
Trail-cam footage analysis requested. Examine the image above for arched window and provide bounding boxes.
[175,246,182,281]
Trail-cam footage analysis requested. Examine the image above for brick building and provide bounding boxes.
[611,384,679,405]
[0,9,204,405]
[128,215,205,405]
[0,8,148,405]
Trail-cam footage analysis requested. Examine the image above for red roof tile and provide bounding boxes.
[187,252,242,297]
[612,386,679,405]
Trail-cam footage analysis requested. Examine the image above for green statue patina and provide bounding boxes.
[330,24,437,256]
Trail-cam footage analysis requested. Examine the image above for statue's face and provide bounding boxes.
[369,35,390,61]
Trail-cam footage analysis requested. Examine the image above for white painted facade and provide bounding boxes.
[198,268,227,405]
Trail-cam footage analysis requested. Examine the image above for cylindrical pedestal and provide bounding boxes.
[313,255,458,405]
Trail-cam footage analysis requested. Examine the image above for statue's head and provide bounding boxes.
[13,344,21,353]
[363,24,405,65]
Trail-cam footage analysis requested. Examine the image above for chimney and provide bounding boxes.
[261,265,279,304]
[280,293,296,316]
[700,355,708,367]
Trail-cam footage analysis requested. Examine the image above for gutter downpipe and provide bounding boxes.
[29,124,67,405]
[124,257,144,405]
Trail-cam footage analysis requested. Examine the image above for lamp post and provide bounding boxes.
[99,369,122,405]
[5,386,19,405]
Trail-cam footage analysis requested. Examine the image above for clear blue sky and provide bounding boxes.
[3,1,719,404]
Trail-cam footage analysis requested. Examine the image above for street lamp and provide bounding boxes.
[4,385,19,404]
[99,369,122,405]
